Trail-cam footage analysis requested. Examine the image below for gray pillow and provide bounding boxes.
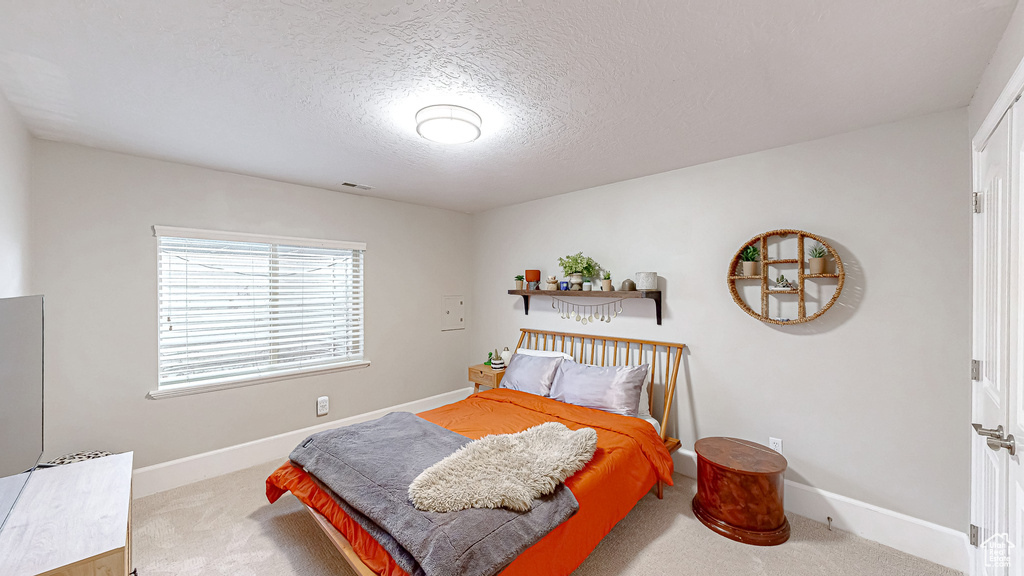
[549,360,649,417]
[500,354,564,396]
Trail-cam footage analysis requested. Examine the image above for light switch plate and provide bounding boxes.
[441,295,465,331]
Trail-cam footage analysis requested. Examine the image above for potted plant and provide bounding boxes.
[514,274,524,290]
[601,271,613,291]
[739,244,760,276]
[808,243,828,274]
[582,279,593,291]
[558,252,601,291]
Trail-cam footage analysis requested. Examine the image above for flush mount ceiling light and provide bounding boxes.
[415,104,482,144]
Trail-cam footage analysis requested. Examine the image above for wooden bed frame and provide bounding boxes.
[304,328,686,576]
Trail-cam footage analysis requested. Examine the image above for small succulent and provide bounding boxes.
[514,274,525,281]
[602,271,612,280]
[740,245,760,262]
[808,243,827,259]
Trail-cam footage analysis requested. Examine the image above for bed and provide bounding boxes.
[266,328,685,576]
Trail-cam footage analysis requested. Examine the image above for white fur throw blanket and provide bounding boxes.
[408,422,598,513]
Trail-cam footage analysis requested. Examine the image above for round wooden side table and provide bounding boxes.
[692,437,790,546]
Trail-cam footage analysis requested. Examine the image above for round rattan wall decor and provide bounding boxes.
[727,229,844,325]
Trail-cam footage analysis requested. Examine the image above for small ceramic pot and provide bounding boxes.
[621,279,636,291]
[809,257,826,275]
[515,280,523,290]
[560,281,569,291]
[601,279,613,291]
[742,261,759,276]
[582,281,592,291]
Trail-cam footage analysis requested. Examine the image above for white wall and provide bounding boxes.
[971,0,1024,138]
[470,109,970,531]
[28,141,472,468]
[0,91,30,298]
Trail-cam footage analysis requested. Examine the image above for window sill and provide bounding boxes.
[147,359,371,399]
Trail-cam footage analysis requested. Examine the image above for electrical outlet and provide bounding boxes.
[769,437,783,454]
[316,396,329,417]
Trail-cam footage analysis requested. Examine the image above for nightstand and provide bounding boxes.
[469,363,504,393]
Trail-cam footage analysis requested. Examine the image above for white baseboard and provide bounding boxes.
[133,387,473,498]
[671,449,968,572]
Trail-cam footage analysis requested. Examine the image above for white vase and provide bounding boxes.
[582,281,592,291]
[635,272,657,290]
[569,273,583,290]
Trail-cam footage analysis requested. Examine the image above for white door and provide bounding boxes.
[1007,103,1024,576]
[973,102,1021,576]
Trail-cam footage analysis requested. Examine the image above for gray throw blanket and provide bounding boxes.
[289,412,580,576]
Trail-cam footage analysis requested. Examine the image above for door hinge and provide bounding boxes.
[973,192,983,214]
[972,359,981,381]
[970,524,979,547]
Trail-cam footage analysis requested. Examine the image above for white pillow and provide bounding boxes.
[638,381,653,420]
[549,359,649,417]
[515,347,574,360]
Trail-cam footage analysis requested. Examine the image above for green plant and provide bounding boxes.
[602,271,612,280]
[808,243,827,259]
[740,245,760,262]
[514,274,525,281]
[557,252,601,278]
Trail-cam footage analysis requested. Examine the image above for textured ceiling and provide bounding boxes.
[0,0,1016,213]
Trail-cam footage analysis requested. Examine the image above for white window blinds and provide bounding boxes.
[155,226,365,390]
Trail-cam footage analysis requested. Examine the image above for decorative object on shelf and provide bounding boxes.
[559,281,569,291]
[601,271,613,292]
[514,275,524,290]
[489,348,505,370]
[525,269,541,284]
[727,229,845,325]
[545,275,559,290]
[621,278,636,291]
[807,242,828,274]
[582,280,592,291]
[553,297,622,324]
[500,347,512,366]
[528,281,539,290]
[772,274,795,290]
[484,351,493,366]
[739,245,760,276]
[558,252,601,291]
[635,272,657,290]
[508,287,662,324]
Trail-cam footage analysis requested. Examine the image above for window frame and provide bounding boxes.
[148,226,369,399]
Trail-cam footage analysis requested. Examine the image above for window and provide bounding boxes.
[154,226,366,394]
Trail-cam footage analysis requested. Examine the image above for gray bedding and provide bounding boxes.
[289,411,580,576]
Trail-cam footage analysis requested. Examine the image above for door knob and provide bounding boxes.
[987,434,1017,456]
[973,423,1005,438]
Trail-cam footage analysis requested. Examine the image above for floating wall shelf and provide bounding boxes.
[508,290,663,325]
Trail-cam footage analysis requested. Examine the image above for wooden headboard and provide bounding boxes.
[514,328,684,453]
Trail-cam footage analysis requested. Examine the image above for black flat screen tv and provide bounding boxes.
[0,295,43,532]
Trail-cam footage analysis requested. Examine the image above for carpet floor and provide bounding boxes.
[133,460,961,576]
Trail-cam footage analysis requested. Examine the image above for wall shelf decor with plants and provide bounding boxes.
[727,229,844,325]
[507,290,663,325]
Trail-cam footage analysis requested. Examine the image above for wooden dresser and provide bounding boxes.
[0,452,133,576]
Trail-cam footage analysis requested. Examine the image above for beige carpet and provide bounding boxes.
[133,460,961,576]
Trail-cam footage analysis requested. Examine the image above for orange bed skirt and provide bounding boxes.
[267,388,674,576]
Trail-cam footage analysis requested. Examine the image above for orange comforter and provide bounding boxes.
[266,388,674,576]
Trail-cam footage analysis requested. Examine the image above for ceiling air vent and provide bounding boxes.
[341,182,373,191]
